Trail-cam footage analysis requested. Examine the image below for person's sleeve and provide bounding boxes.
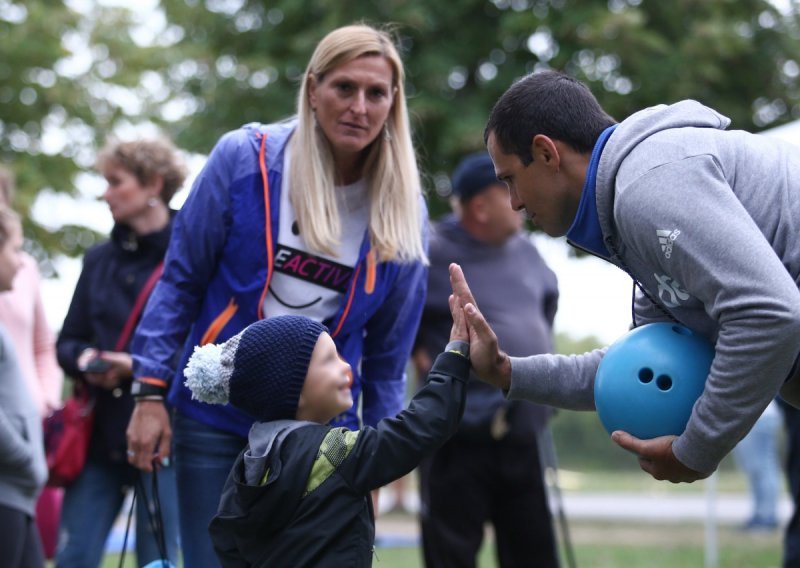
[56,253,97,380]
[342,351,469,491]
[0,405,35,471]
[131,131,241,384]
[618,155,800,474]
[359,201,429,427]
[30,265,63,410]
[508,349,606,410]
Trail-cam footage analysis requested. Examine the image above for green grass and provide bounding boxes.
[92,518,783,568]
[69,468,782,568]
[554,465,751,493]
[370,520,782,568]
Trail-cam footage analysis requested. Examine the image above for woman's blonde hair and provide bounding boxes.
[289,24,426,263]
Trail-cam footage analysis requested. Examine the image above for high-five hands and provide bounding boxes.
[448,291,470,344]
[448,263,512,390]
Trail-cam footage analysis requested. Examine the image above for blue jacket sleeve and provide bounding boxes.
[131,131,243,383]
[359,202,429,427]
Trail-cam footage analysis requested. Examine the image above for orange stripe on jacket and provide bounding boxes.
[200,298,239,345]
[256,133,274,320]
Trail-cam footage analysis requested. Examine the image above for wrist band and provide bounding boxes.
[445,340,470,359]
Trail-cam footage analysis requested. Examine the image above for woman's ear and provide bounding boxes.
[307,74,318,110]
[145,175,165,201]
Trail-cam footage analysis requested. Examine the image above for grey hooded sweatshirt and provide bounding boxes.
[509,100,800,474]
[0,323,47,516]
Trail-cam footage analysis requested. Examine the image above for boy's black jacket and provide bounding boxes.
[209,351,470,567]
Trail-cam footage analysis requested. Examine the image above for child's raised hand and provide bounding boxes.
[448,263,511,390]
[448,293,469,344]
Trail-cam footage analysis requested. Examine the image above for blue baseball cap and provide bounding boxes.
[451,152,502,200]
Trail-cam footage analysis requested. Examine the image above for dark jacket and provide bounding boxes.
[209,351,470,567]
[56,219,172,464]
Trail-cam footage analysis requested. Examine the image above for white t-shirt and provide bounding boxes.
[262,154,370,322]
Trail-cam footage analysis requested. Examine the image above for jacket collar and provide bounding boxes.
[566,124,618,258]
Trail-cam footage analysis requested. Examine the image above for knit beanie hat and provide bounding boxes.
[183,315,328,422]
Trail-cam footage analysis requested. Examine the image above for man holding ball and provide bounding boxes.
[450,70,800,489]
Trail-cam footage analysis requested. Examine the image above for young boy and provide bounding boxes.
[183,304,471,566]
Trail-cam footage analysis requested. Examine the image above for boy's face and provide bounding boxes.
[296,332,353,423]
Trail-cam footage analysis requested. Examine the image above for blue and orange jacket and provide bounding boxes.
[131,120,428,436]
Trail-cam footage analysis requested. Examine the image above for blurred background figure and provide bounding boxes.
[0,204,48,567]
[54,138,183,567]
[779,398,800,567]
[412,152,560,567]
[0,165,64,560]
[733,399,781,532]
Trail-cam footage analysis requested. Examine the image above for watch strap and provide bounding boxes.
[131,378,168,399]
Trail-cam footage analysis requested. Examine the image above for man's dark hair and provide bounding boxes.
[485,70,616,165]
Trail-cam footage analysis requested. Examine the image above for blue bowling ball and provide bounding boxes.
[594,322,714,439]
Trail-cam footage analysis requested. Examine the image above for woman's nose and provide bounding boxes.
[350,91,367,114]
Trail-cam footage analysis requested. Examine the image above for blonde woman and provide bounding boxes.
[126,24,428,568]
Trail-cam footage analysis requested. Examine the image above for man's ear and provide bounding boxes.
[531,134,561,171]
[470,194,490,224]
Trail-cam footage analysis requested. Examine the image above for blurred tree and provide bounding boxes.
[3,0,800,261]
[556,331,605,355]
[153,0,800,219]
[0,1,177,270]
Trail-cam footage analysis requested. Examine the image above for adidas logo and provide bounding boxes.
[656,229,681,259]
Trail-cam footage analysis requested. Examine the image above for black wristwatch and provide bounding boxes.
[131,379,167,400]
[445,340,470,360]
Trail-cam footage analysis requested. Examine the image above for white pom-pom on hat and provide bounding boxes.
[183,343,230,404]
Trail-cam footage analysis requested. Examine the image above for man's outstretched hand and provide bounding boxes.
[611,431,710,483]
[448,263,512,390]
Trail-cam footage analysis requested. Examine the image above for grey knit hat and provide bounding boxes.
[183,316,328,422]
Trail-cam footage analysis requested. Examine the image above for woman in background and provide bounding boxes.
[55,138,184,567]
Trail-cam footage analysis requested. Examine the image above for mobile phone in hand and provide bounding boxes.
[82,357,112,373]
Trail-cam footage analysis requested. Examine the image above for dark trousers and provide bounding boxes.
[779,400,800,567]
[419,437,558,568]
[0,503,45,568]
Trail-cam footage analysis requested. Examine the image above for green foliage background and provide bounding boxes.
[2,0,800,265]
